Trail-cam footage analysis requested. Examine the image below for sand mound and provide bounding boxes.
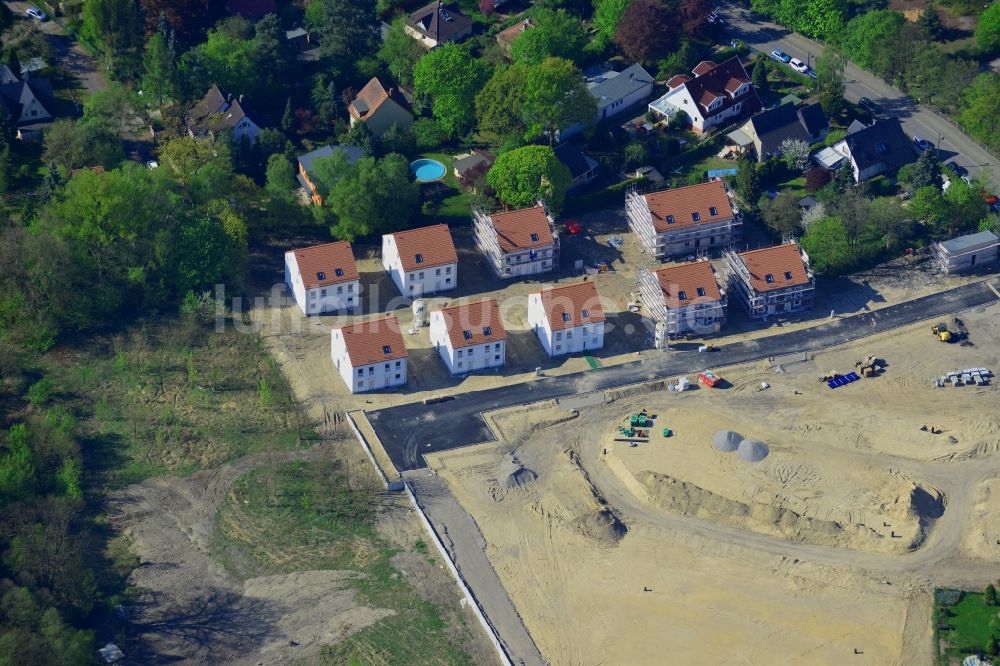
[574,508,629,545]
[713,430,743,452]
[505,465,539,490]
[738,439,769,462]
[636,471,912,553]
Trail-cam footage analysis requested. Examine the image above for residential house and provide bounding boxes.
[648,56,762,134]
[429,299,507,374]
[931,230,1000,274]
[187,85,265,144]
[405,1,474,48]
[637,260,726,338]
[284,241,360,316]
[0,65,19,85]
[830,118,915,183]
[285,27,320,60]
[453,150,494,187]
[553,142,599,190]
[527,281,606,356]
[331,317,407,393]
[0,72,56,140]
[348,77,413,139]
[496,18,533,55]
[382,224,458,297]
[296,144,363,205]
[562,63,654,138]
[725,243,814,320]
[625,180,741,259]
[728,101,828,161]
[473,204,560,279]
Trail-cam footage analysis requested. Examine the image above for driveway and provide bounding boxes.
[718,4,1000,192]
[4,1,108,98]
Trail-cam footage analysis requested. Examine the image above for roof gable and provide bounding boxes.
[407,1,473,42]
[642,180,734,233]
[488,205,555,253]
[350,77,411,121]
[289,241,360,289]
[678,56,761,120]
[535,281,605,331]
[587,63,654,106]
[335,317,407,367]
[435,299,507,348]
[842,118,915,173]
[387,224,458,271]
[737,244,810,293]
[654,261,722,309]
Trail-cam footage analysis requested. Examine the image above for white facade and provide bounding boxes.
[649,83,750,133]
[527,294,605,357]
[284,252,360,316]
[381,236,457,297]
[330,329,407,394]
[429,312,506,375]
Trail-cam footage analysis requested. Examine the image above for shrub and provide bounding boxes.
[27,379,54,406]
[412,118,449,151]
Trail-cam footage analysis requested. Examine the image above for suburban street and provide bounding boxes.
[717,3,1000,192]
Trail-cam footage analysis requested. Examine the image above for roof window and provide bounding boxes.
[666,215,675,224]
[415,253,423,264]
[483,326,492,336]
[335,268,344,277]
[784,271,793,280]
[317,271,326,281]
[709,207,718,216]
[875,142,887,154]
[530,233,540,242]
[382,345,392,354]
[463,330,473,340]
[582,309,590,318]
[678,290,687,300]
[562,312,571,322]
[765,274,774,284]
[696,287,705,297]
[692,212,700,222]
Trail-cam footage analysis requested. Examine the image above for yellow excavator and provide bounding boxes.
[931,322,952,342]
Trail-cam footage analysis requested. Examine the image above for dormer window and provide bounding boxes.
[784,271,793,280]
[317,271,326,281]
[582,309,589,318]
[415,253,423,264]
[678,290,687,300]
[335,268,344,277]
[463,330,473,340]
[666,215,675,224]
[765,274,774,284]
[562,312,571,322]
[692,212,701,222]
[709,207,718,216]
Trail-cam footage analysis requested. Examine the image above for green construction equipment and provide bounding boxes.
[662,428,672,438]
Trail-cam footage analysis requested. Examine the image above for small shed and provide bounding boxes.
[931,230,1000,274]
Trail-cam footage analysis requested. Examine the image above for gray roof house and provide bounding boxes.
[405,1,474,48]
[834,117,915,183]
[560,63,654,139]
[553,142,598,190]
[931,230,1000,274]
[728,101,828,161]
[0,72,56,140]
[187,85,267,144]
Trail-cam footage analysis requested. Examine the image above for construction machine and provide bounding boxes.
[931,322,952,342]
[952,317,968,341]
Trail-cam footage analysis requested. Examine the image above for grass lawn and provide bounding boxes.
[50,315,317,487]
[213,459,478,666]
[416,151,474,226]
[937,589,1000,661]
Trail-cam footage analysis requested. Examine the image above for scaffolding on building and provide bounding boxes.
[723,245,815,319]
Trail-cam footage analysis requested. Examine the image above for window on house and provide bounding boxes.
[395,374,401,380]
[463,330,472,340]
[337,286,343,294]
[446,266,452,274]
[347,284,353,292]
[357,368,363,377]
[875,142,887,154]
[384,363,390,370]
[562,312,571,322]
[317,271,326,281]
[409,273,414,282]
[696,287,706,297]
[469,347,475,355]
[495,354,500,361]
[483,326,492,336]
[495,343,501,350]
[692,212,701,222]
[415,253,423,264]
[458,350,463,357]
[310,291,317,299]
[347,297,353,303]
[666,215,675,224]
[765,274,774,284]
[555,332,562,340]
[368,366,375,374]
[679,290,687,300]
[530,233,539,241]
[396,361,401,367]
[709,207,718,216]
[335,268,344,277]
[320,289,327,297]
[418,272,424,279]
[566,330,573,339]
[457,361,463,368]
[582,309,590,318]
[555,344,561,351]
[435,268,441,276]
[784,271,793,280]
[446,278,452,284]
[383,345,392,354]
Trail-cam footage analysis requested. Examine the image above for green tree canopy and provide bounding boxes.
[486,145,572,213]
[593,0,631,47]
[476,64,528,147]
[812,47,846,117]
[521,57,598,144]
[842,10,904,72]
[976,2,1000,53]
[510,8,589,65]
[309,0,379,65]
[414,44,491,138]
[378,17,424,87]
[958,73,1000,153]
[801,215,852,274]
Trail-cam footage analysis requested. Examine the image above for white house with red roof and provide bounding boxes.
[331,316,407,393]
[429,299,507,374]
[648,56,761,133]
[472,204,559,279]
[284,241,360,315]
[724,242,814,319]
[527,281,605,356]
[625,180,740,259]
[381,224,458,297]
[637,260,726,338]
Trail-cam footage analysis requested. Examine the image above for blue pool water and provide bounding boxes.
[411,158,446,183]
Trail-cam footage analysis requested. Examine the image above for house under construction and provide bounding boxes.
[625,180,741,259]
[724,242,814,319]
[638,260,727,337]
[472,203,560,279]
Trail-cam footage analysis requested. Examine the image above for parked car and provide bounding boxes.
[945,161,968,178]
[789,58,808,73]
[805,68,817,79]
[25,6,47,20]
[912,136,932,152]
[770,49,791,63]
[858,97,884,115]
[980,191,998,206]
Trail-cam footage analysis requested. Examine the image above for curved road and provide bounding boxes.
[717,3,1000,191]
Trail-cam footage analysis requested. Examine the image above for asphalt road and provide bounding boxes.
[369,278,999,472]
[716,4,1000,192]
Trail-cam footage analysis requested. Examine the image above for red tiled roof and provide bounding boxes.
[497,18,533,47]
[724,77,745,94]
[666,74,691,90]
[654,261,722,309]
[680,56,760,120]
[387,224,457,272]
[334,316,407,367]
[489,205,555,253]
[642,180,734,233]
[434,299,507,349]
[349,77,409,121]
[534,281,605,331]
[736,243,810,293]
[290,241,359,289]
[693,60,716,76]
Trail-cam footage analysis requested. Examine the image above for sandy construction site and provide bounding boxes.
[425,303,1000,665]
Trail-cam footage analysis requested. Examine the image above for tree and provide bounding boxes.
[0,424,36,502]
[760,191,801,238]
[378,17,424,87]
[0,142,12,195]
[909,185,948,224]
[281,97,294,132]
[842,10,903,72]
[344,120,376,156]
[311,0,379,64]
[780,139,810,172]
[141,32,178,107]
[918,4,943,41]
[905,47,978,113]
[805,167,831,193]
[752,57,770,96]
[476,65,527,147]
[521,57,598,144]
[959,73,1000,154]
[678,0,713,37]
[480,0,496,15]
[264,153,296,198]
[976,2,1000,53]
[986,583,998,606]
[413,44,491,138]
[614,0,677,65]
[907,151,942,190]
[657,40,698,80]
[593,0,631,47]
[801,215,852,274]
[733,156,760,207]
[140,0,217,42]
[987,636,1000,657]
[813,47,846,117]
[486,145,572,213]
[510,8,588,65]
[800,0,846,41]
[623,141,650,170]
[81,0,143,72]
[311,75,339,126]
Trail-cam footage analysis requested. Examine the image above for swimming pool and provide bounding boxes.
[410,158,446,183]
